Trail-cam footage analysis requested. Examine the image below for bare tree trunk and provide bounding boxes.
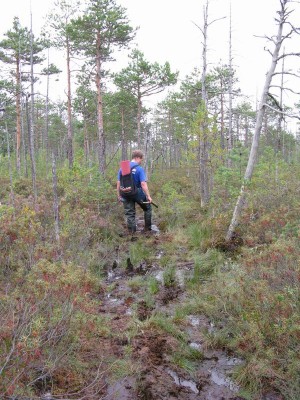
[5,122,15,210]
[144,124,150,176]
[137,94,142,148]
[195,0,225,206]
[52,153,60,256]
[244,116,249,148]
[21,95,28,177]
[226,0,287,242]
[96,31,105,174]
[66,37,73,169]
[121,108,128,160]
[16,55,22,174]
[29,10,37,204]
[276,49,285,185]
[199,1,210,207]
[227,4,233,167]
[45,48,50,170]
[83,118,89,164]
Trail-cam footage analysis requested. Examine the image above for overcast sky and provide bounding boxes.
[1,0,300,118]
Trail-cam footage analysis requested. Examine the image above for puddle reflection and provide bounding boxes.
[166,368,199,394]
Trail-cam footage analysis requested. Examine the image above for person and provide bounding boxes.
[117,149,152,234]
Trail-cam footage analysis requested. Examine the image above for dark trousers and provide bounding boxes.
[123,188,152,232]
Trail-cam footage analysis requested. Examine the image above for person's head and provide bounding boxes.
[132,149,144,164]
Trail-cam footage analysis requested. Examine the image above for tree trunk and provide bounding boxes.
[199,1,210,207]
[52,153,60,253]
[121,108,128,160]
[21,96,28,177]
[45,48,50,170]
[227,5,233,167]
[66,36,73,169]
[29,11,37,204]
[16,55,22,174]
[5,122,15,210]
[226,0,286,242]
[144,125,150,176]
[96,31,105,174]
[137,94,142,148]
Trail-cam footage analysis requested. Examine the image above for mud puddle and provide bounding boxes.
[99,251,247,399]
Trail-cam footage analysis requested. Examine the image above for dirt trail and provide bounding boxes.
[97,220,248,400]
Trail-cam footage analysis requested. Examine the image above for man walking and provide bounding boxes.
[117,149,152,234]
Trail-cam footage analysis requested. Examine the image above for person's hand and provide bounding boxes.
[118,196,123,203]
[147,195,152,204]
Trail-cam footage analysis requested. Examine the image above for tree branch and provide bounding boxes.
[276,52,300,60]
[272,71,300,78]
[208,16,227,27]
[191,20,204,35]
[269,85,300,95]
[264,103,300,119]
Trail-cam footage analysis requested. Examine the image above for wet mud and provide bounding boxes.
[98,225,247,400]
[44,218,282,400]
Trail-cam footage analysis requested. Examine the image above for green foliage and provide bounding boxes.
[144,312,187,342]
[147,276,160,295]
[163,265,177,288]
[68,0,135,56]
[157,180,191,228]
[171,342,203,373]
[0,204,46,272]
[13,178,33,197]
[129,241,151,265]
[191,238,300,398]
[187,222,212,250]
[114,48,178,99]
[191,249,225,283]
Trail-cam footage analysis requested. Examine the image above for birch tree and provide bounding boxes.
[226,0,300,242]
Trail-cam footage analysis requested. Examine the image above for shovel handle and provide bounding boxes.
[143,201,158,208]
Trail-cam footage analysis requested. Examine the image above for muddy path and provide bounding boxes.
[43,216,283,400]
[96,220,248,400]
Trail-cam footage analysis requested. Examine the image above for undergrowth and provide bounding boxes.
[0,159,299,399]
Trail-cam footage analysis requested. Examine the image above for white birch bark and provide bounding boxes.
[226,0,290,242]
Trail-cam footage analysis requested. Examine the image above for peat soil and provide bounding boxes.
[42,219,284,400]
[100,252,243,400]
[95,221,282,400]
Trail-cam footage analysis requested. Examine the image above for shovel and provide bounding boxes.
[143,201,158,208]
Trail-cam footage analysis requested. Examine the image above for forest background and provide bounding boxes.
[0,0,299,398]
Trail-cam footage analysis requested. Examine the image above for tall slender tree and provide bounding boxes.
[68,0,135,174]
[226,0,300,242]
[0,17,44,174]
[46,0,81,169]
[193,1,225,206]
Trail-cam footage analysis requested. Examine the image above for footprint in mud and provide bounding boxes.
[136,300,154,321]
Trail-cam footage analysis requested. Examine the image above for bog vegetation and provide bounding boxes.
[0,0,300,398]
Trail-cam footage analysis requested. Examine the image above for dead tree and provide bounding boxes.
[227,4,233,167]
[52,153,60,253]
[29,8,37,204]
[193,1,225,207]
[226,0,300,242]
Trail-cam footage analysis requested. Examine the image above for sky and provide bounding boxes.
[1,0,300,129]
